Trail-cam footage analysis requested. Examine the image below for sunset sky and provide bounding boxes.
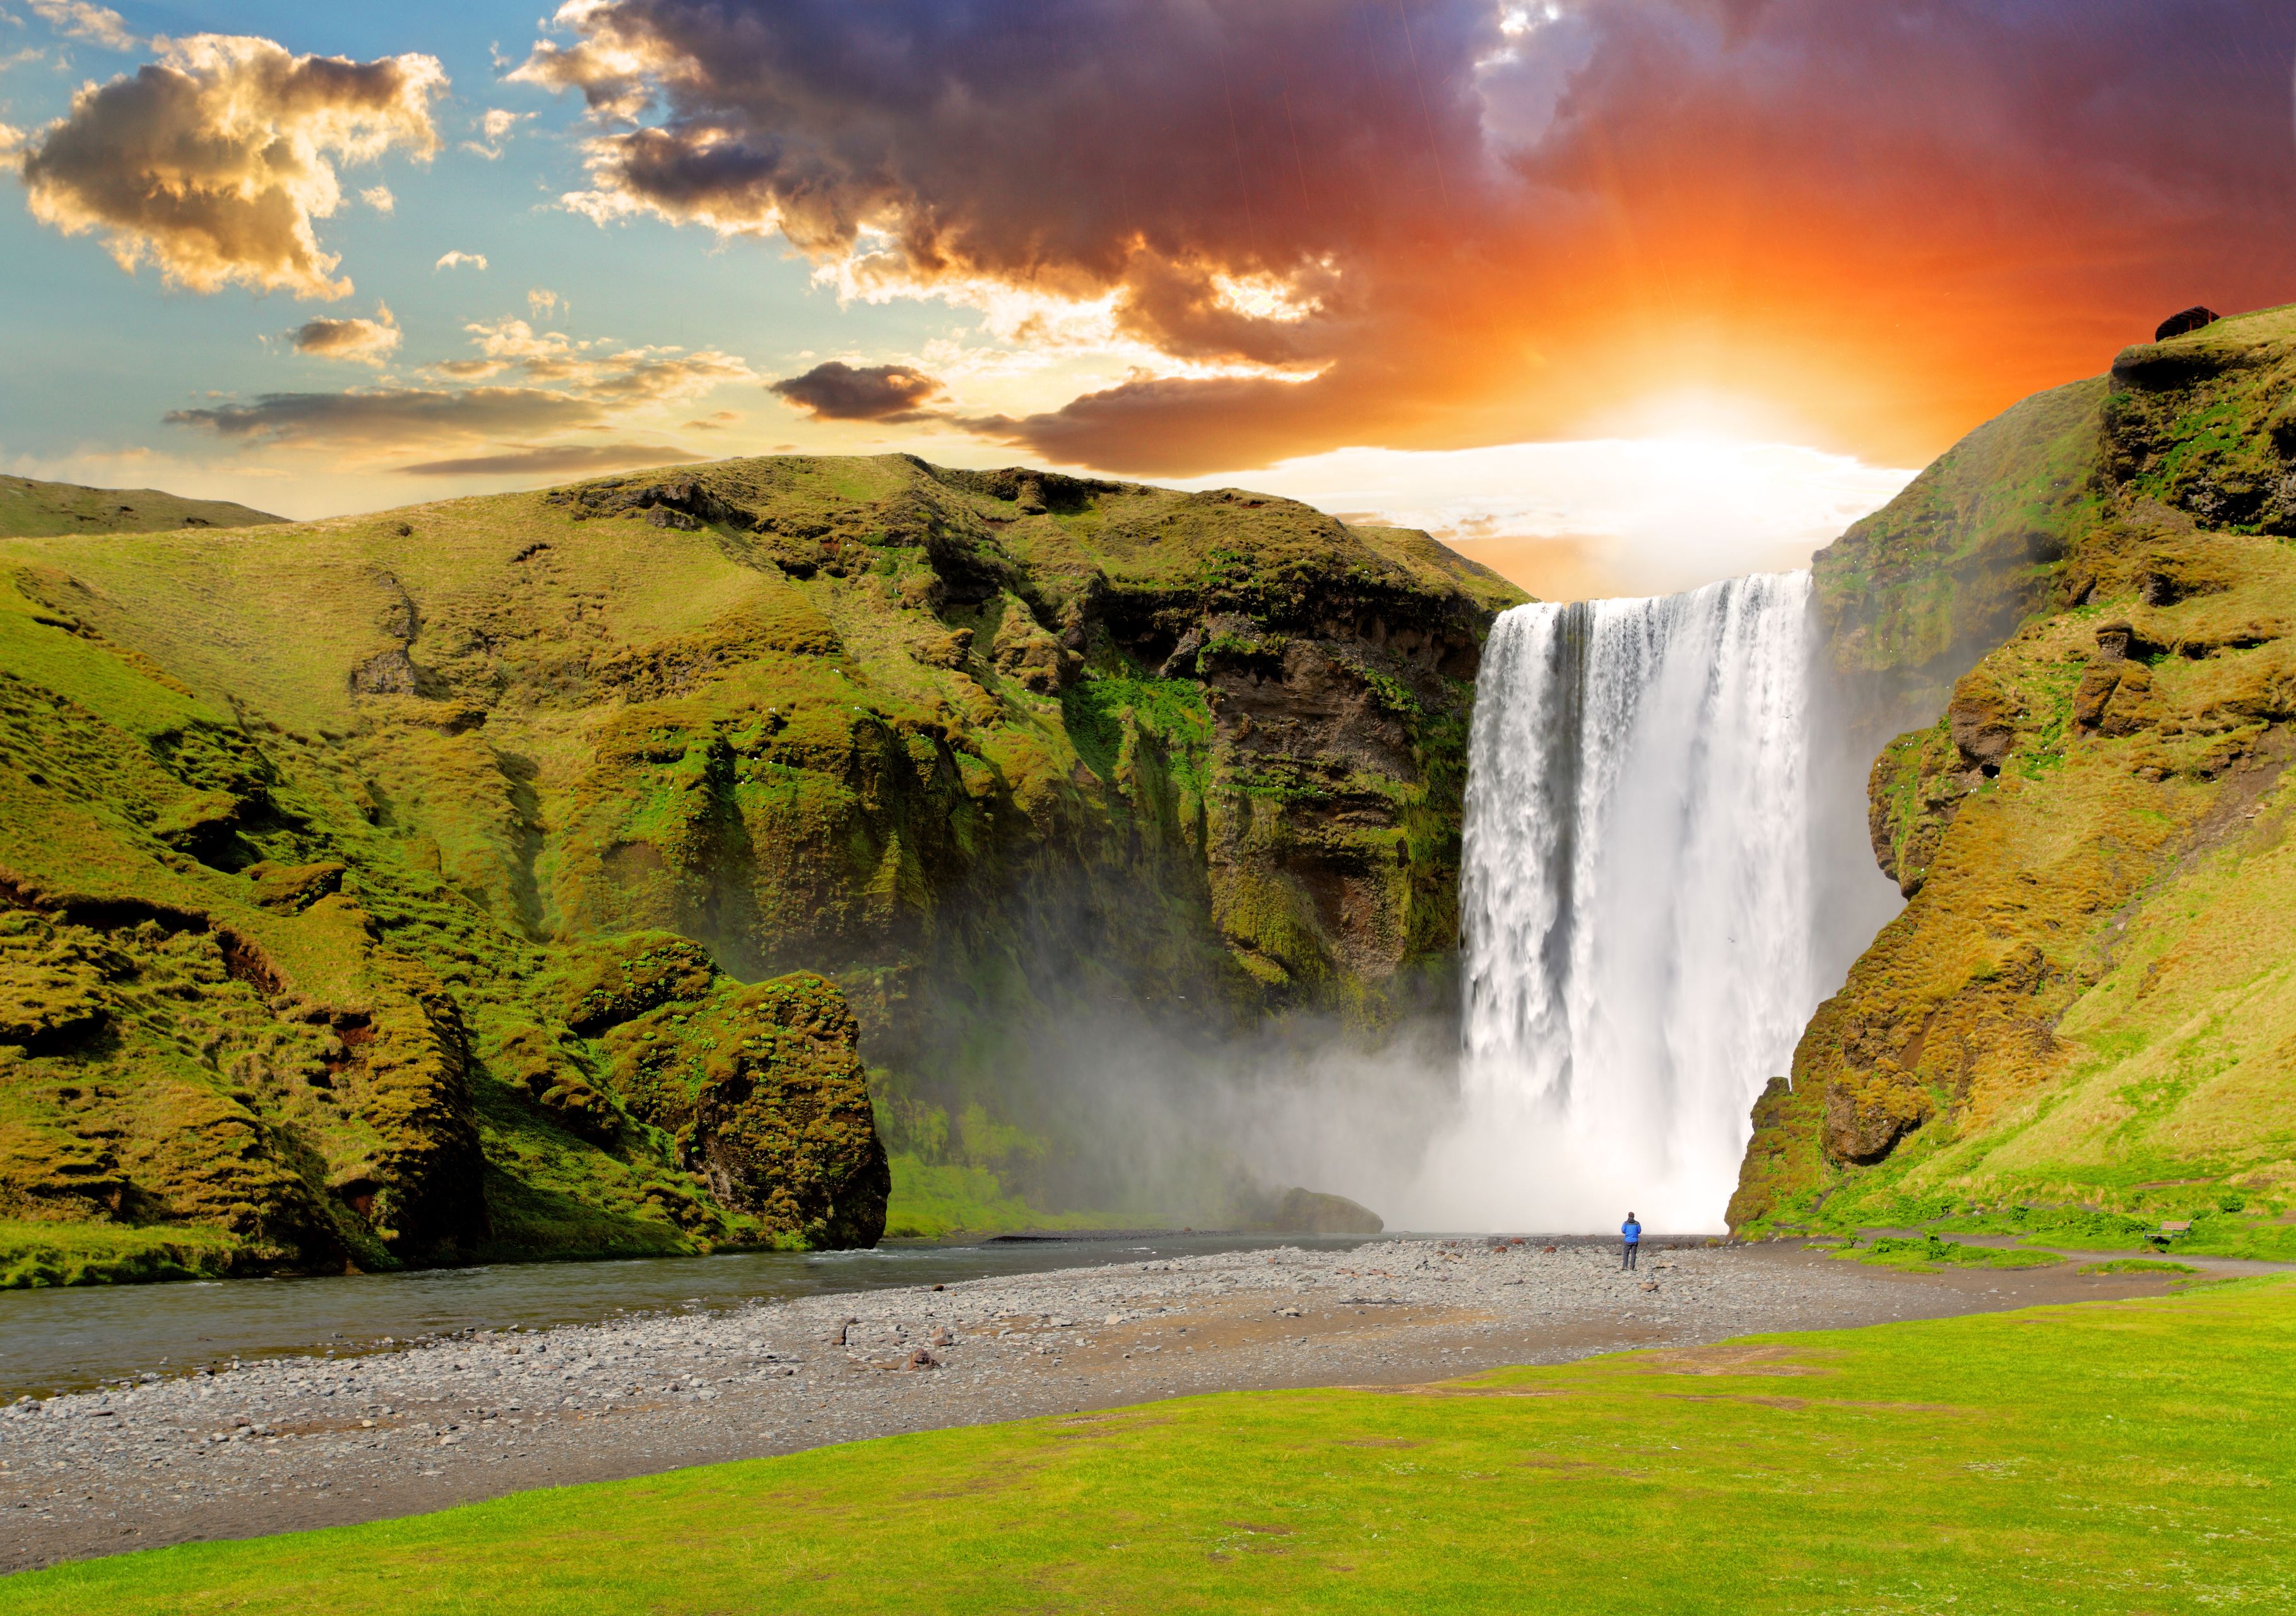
[2,1,2290,597]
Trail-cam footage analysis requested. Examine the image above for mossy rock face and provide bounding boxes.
[603,972,887,1247]
[554,933,721,1037]
[1732,301,2296,1239]
[245,861,346,914]
[0,454,1517,1278]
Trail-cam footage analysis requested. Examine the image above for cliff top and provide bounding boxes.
[0,475,283,538]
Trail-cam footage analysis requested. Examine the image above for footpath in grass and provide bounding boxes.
[7,1280,2293,1614]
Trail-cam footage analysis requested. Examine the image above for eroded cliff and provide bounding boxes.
[0,455,1520,1281]
[1732,304,2296,1251]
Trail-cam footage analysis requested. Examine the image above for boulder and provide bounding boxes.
[1245,1186,1383,1235]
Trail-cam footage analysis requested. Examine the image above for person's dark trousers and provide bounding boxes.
[1621,1242,1638,1271]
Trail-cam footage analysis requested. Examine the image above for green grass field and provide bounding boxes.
[1831,1233,2068,1272]
[8,1279,2293,1613]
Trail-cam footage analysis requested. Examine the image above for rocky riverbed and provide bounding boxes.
[0,1236,2184,1572]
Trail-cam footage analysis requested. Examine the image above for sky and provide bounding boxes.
[1,0,2290,598]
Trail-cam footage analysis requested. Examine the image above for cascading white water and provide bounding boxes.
[1412,571,1822,1232]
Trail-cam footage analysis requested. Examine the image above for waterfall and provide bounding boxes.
[1417,571,1823,1232]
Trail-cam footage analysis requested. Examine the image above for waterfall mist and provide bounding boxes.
[1402,573,1833,1232]
[885,571,1901,1239]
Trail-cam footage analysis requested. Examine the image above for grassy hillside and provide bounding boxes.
[1733,303,2296,1252]
[0,455,1520,1281]
[1814,374,2108,748]
[8,1277,2288,1612]
[0,476,281,538]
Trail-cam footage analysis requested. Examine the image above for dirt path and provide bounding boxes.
[0,1237,2199,1574]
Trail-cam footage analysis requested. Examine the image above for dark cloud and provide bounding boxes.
[769,361,944,423]
[395,443,704,477]
[959,375,1338,477]
[512,1,2296,470]
[19,34,444,299]
[287,306,400,364]
[165,388,601,446]
[511,0,1483,372]
[171,320,755,456]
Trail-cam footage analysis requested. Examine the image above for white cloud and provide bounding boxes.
[461,107,528,159]
[17,33,444,299]
[437,315,755,406]
[25,0,142,52]
[361,185,396,213]
[434,249,488,271]
[1173,438,1917,601]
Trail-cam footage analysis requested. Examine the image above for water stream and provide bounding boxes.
[1412,571,1826,1232]
[0,1233,1382,1399]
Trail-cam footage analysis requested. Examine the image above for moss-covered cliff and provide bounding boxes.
[1732,304,2296,1252]
[0,455,1520,1281]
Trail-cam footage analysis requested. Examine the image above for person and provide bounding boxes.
[1621,1211,1642,1271]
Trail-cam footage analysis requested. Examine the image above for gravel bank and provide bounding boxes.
[0,1236,2177,1572]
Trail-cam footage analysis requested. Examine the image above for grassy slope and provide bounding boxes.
[1734,304,2296,1251]
[1815,375,2109,747]
[0,456,1521,1276]
[0,476,281,538]
[6,1278,2290,1612]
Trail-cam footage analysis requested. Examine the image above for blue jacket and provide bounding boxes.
[1621,1221,1642,1243]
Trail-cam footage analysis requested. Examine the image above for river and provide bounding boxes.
[0,1233,1391,1399]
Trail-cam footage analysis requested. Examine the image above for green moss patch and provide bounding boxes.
[1837,1234,2066,1272]
[0,1218,238,1288]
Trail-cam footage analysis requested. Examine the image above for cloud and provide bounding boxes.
[17,33,445,299]
[169,314,755,458]
[1178,439,1917,598]
[508,0,2296,473]
[165,386,602,446]
[683,409,738,429]
[768,360,943,423]
[395,442,704,477]
[527,287,564,316]
[25,0,142,52]
[441,316,755,405]
[287,302,401,364]
[434,249,488,271]
[361,185,395,213]
[463,107,527,158]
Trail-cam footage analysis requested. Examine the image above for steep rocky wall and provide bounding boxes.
[0,456,1520,1278]
[1732,303,2296,1243]
[323,458,1518,1217]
